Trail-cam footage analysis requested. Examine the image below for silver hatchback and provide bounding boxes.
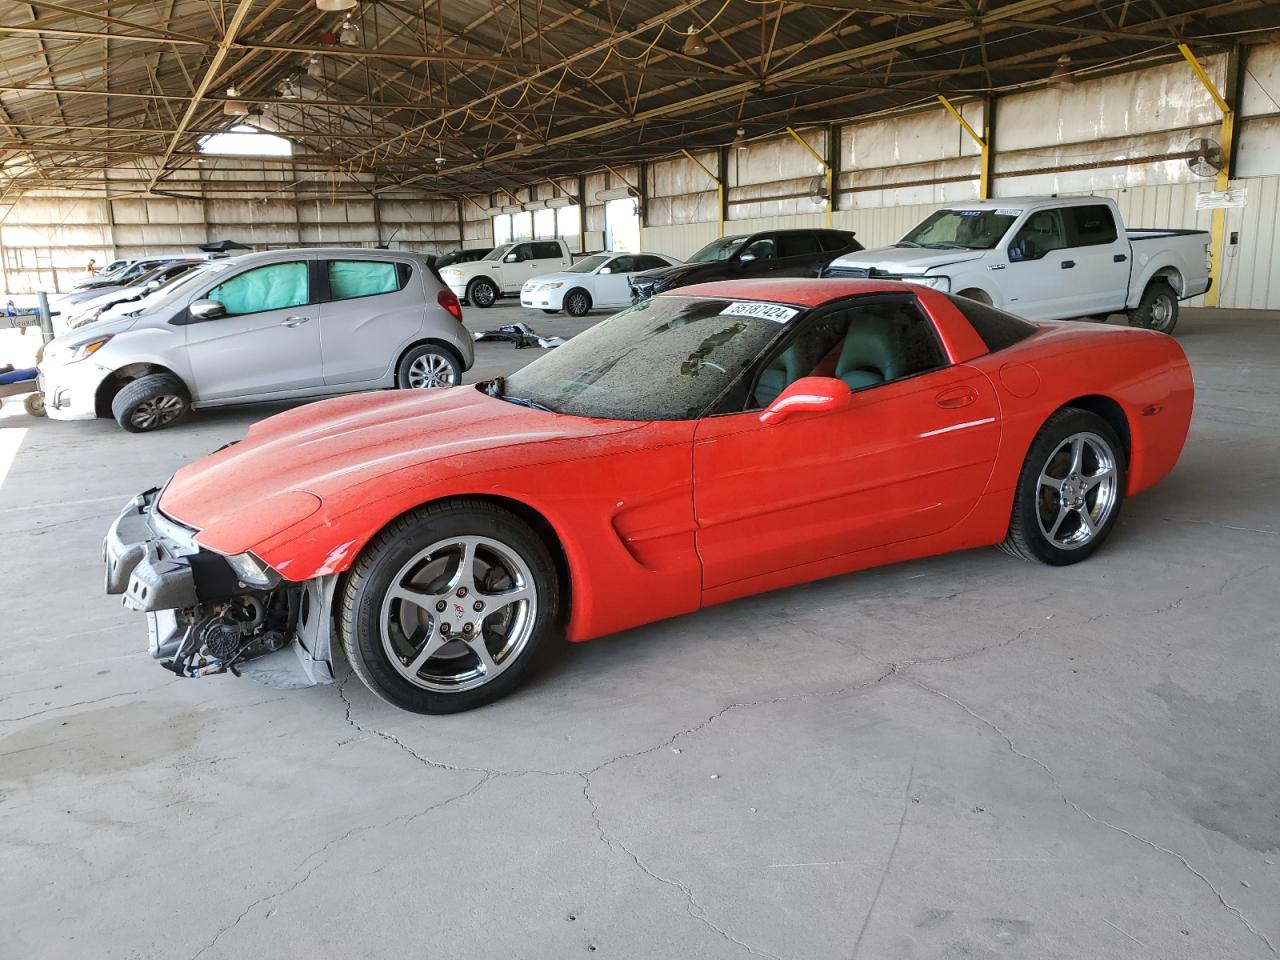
[38,247,474,432]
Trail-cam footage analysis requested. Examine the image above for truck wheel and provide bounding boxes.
[339,500,561,713]
[1127,280,1178,334]
[111,373,190,433]
[467,278,498,308]
[24,393,46,417]
[956,288,992,305]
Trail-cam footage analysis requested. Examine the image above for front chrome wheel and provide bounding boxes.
[1035,431,1119,550]
[379,535,537,693]
[407,352,458,388]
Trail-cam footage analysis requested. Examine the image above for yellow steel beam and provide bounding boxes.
[680,148,723,238]
[938,94,991,199]
[785,126,832,227]
[1179,43,1234,307]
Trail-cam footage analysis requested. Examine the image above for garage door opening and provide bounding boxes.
[605,197,640,253]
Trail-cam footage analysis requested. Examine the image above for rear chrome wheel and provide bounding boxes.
[1001,409,1126,565]
[340,501,559,713]
[1035,432,1119,550]
[564,289,593,317]
[397,344,460,390]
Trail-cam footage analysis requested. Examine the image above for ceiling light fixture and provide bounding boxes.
[1048,54,1074,90]
[682,25,708,56]
[223,86,249,116]
[305,55,323,79]
[731,127,748,152]
[337,20,360,47]
[315,0,357,11]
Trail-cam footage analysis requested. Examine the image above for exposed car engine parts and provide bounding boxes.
[473,322,564,349]
[164,590,297,678]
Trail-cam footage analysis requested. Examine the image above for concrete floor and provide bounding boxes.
[1,304,1277,960]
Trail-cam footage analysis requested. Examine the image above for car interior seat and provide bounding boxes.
[835,312,898,389]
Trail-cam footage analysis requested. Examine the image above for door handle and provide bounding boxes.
[1113,254,1128,262]
[1061,260,1076,269]
[988,263,1007,270]
[935,386,977,409]
[281,316,310,328]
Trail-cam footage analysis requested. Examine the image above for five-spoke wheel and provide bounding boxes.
[1002,408,1126,564]
[341,501,559,713]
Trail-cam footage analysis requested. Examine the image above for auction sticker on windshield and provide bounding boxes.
[719,301,800,323]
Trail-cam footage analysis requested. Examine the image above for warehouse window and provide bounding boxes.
[557,205,580,245]
[326,260,409,301]
[493,215,512,246]
[533,208,556,239]
[513,211,533,240]
[199,124,292,157]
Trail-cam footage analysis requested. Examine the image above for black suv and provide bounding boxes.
[628,228,861,301]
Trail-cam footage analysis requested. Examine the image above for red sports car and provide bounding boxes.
[104,279,1193,713]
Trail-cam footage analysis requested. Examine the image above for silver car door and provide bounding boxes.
[183,259,323,401]
[319,258,423,385]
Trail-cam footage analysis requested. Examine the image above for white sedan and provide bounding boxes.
[521,251,681,316]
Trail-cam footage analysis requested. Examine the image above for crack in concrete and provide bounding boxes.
[1162,517,1278,538]
[904,675,1278,958]
[580,771,782,960]
[189,774,495,960]
[850,756,916,959]
[0,688,145,723]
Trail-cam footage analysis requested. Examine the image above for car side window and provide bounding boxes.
[819,232,854,252]
[532,241,562,259]
[635,255,671,271]
[740,237,776,262]
[1008,209,1068,261]
[778,234,820,258]
[1067,205,1118,246]
[204,261,310,317]
[750,299,947,408]
[607,255,635,273]
[326,260,410,301]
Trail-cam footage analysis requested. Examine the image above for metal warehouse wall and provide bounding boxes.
[4,42,1280,310]
[0,159,463,293]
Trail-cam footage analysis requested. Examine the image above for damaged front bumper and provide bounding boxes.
[104,488,337,686]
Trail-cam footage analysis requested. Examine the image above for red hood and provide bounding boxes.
[159,386,642,554]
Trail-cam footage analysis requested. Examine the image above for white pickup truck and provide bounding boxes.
[439,238,572,308]
[824,196,1210,334]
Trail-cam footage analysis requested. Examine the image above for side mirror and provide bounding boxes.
[145,280,161,290]
[189,298,226,321]
[504,253,519,263]
[599,266,612,274]
[739,253,756,265]
[759,376,853,425]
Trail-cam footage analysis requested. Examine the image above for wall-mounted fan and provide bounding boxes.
[1186,137,1223,178]
[808,175,828,206]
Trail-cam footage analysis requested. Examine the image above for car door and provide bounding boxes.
[732,235,780,280]
[594,255,635,306]
[996,208,1078,320]
[692,295,1000,590]
[183,259,323,401]
[505,241,563,293]
[775,232,827,277]
[318,257,421,385]
[1063,204,1130,315]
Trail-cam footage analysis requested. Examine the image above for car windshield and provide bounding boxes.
[497,295,795,420]
[483,243,514,262]
[900,209,1018,250]
[686,236,747,263]
[129,261,229,313]
[565,255,610,274]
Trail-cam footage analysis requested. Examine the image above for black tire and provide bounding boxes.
[111,372,190,433]
[1000,408,1126,565]
[564,289,593,317]
[397,343,461,389]
[339,500,561,714]
[24,392,46,417]
[1127,280,1178,334]
[467,278,498,308]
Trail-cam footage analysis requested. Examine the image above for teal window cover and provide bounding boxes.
[328,260,401,300]
[208,261,308,315]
